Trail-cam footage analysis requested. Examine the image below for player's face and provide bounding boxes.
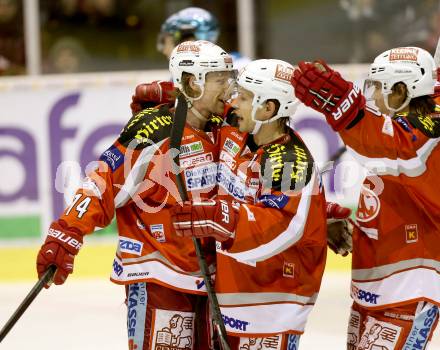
[364,80,406,114]
[195,71,236,117]
[234,87,256,133]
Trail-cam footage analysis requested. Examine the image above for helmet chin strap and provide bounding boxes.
[384,94,411,114]
[183,84,209,123]
[189,105,207,122]
[249,103,283,135]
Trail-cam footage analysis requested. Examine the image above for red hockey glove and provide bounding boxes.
[130,80,176,114]
[326,202,353,257]
[170,200,237,242]
[292,60,365,131]
[36,221,83,287]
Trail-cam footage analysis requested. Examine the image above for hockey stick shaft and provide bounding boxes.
[0,265,56,343]
[170,94,230,349]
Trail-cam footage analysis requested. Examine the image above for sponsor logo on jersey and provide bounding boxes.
[149,224,166,243]
[119,237,143,256]
[283,262,294,278]
[405,224,418,243]
[231,130,244,141]
[127,271,150,278]
[112,259,123,276]
[404,305,438,350]
[417,114,436,134]
[127,283,147,338]
[182,134,195,141]
[180,141,204,158]
[217,163,247,201]
[125,111,172,144]
[274,63,294,83]
[356,185,380,222]
[258,193,289,209]
[358,316,401,350]
[264,143,309,184]
[220,150,237,170]
[150,309,195,349]
[287,334,300,350]
[180,152,213,168]
[223,137,240,157]
[351,285,380,305]
[99,145,124,171]
[222,314,249,331]
[239,335,282,350]
[347,310,361,349]
[389,47,418,62]
[184,163,217,190]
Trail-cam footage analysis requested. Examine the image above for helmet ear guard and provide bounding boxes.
[367,47,436,112]
[237,59,299,134]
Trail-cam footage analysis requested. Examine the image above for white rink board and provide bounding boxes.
[1,273,440,349]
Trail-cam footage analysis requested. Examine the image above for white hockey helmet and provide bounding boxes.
[169,40,235,100]
[365,47,436,112]
[237,59,299,134]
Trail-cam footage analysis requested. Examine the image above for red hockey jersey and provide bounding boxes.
[339,98,440,310]
[214,125,328,336]
[51,105,222,294]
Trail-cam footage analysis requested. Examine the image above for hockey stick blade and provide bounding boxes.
[170,94,230,349]
[0,265,56,343]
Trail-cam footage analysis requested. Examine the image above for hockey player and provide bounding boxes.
[36,40,236,350]
[170,59,329,349]
[157,7,220,59]
[156,6,249,67]
[131,7,249,115]
[291,47,440,349]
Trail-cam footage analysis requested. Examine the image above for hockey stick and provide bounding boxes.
[0,265,56,342]
[170,94,230,350]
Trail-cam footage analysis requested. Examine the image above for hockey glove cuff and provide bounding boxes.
[36,221,83,287]
[292,60,365,131]
[170,200,238,242]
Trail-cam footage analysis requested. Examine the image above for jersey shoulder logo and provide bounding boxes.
[260,132,314,192]
[407,112,440,138]
[118,105,173,149]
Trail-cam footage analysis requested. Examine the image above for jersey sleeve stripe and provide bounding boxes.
[346,138,440,177]
[217,292,318,306]
[114,139,167,208]
[222,169,318,265]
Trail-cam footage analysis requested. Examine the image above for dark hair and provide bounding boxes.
[409,95,436,115]
[266,99,291,132]
[393,82,436,115]
[181,72,200,98]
